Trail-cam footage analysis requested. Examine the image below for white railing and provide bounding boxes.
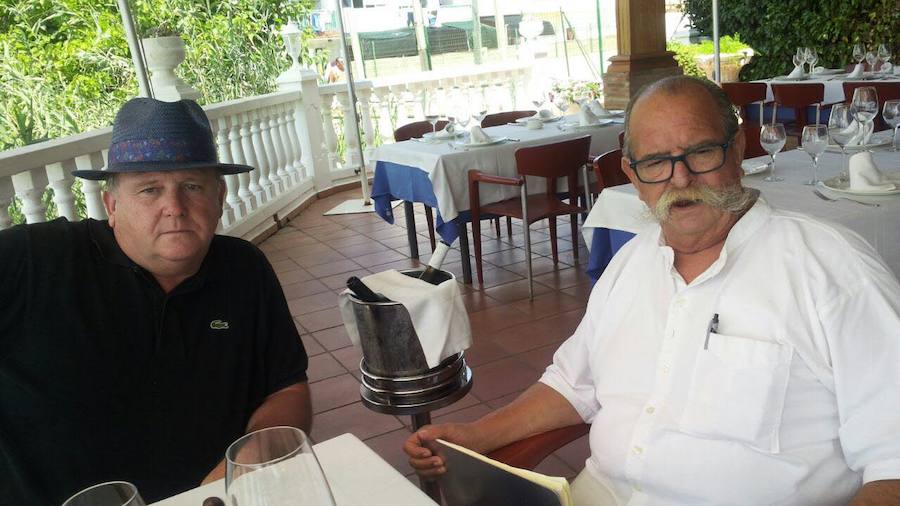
[0,43,532,240]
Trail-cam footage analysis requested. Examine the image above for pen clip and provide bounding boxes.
[703,313,719,350]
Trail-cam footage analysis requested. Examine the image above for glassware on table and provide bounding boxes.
[850,86,879,146]
[801,125,828,185]
[760,123,787,182]
[877,44,892,73]
[472,109,487,128]
[805,47,818,73]
[226,426,336,506]
[852,43,866,65]
[883,99,900,151]
[828,103,855,180]
[62,481,145,506]
[865,51,878,72]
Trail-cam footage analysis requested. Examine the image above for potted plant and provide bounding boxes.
[140,21,199,100]
[668,35,754,82]
[549,79,603,114]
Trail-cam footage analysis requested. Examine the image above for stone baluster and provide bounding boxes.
[319,92,339,171]
[239,112,265,207]
[226,113,254,214]
[11,169,48,224]
[357,86,376,163]
[74,154,106,219]
[0,178,14,230]
[335,91,362,169]
[45,162,78,221]
[214,117,242,225]
[271,105,294,188]
[258,109,283,195]
[251,110,275,201]
[375,88,396,143]
[281,104,304,183]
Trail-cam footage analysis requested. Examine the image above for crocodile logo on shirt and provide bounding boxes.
[210,319,230,330]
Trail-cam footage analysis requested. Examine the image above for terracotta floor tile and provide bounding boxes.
[362,427,416,475]
[294,307,343,332]
[300,334,325,357]
[327,233,375,248]
[561,282,595,300]
[312,326,353,351]
[281,279,331,300]
[364,226,411,241]
[430,391,482,418]
[463,339,512,367]
[305,259,363,278]
[533,267,592,290]
[287,290,340,316]
[481,278,553,304]
[459,290,503,313]
[307,352,348,383]
[530,237,575,256]
[366,258,424,273]
[479,248,529,267]
[331,345,363,374]
[508,290,587,320]
[489,320,567,355]
[309,402,404,443]
[262,248,290,262]
[338,241,392,258]
[275,267,314,286]
[351,249,410,268]
[483,390,525,409]
[467,304,534,336]
[432,403,494,424]
[516,343,562,371]
[477,266,526,289]
[309,373,360,414]
[270,258,301,273]
[469,357,542,402]
[503,256,569,278]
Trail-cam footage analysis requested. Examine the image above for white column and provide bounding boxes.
[11,169,48,224]
[356,85,376,163]
[74,155,106,220]
[320,92,340,172]
[259,109,283,195]
[239,112,264,207]
[45,162,78,221]
[281,104,304,184]
[0,178,14,229]
[214,117,242,224]
[227,113,254,214]
[251,110,276,201]
[374,88,395,144]
[271,105,294,188]
[335,91,362,169]
[278,68,331,191]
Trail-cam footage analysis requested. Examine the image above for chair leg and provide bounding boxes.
[472,218,484,285]
[548,216,559,264]
[493,217,500,237]
[506,217,513,238]
[424,206,436,252]
[570,213,579,259]
[520,186,533,300]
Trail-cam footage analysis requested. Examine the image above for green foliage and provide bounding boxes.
[668,35,751,79]
[683,0,898,81]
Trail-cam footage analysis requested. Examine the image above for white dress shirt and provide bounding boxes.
[541,198,900,505]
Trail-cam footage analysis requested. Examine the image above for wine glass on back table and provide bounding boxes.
[801,125,828,185]
[760,123,786,182]
[828,103,854,180]
[883,99,900,151]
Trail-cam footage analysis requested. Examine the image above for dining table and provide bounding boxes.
[371,115,624,282]
[582,133,900,283]
[150,433,435,506]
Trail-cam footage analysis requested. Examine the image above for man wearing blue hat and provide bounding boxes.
[0,98,312,504]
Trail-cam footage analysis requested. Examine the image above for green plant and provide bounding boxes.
[667,35,751,79]
[549,79,603,106]
[683,0,898,81]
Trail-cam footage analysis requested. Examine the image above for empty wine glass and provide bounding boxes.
[793,47,805,70]
[883,99,900,151]
[226,426,336,506]
[852,43,866,65]
[805,47,818,73]
[472,109,487,127]
[828,103,854,180]
[62,481,145,506]
[865,51,878,72]
[424,99,442,142]
[801,125,828,185]
[760,123,786,182]
[851,86,879,147]
[878,43,892,73]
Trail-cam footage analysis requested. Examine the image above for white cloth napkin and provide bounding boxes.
[338,270,472,368]
[840,120,874,146]
[787,65,805,79]
[578,104,599,126]
[882,62,893,74]
[536,108,554,119]
[433,122,456,138]
[588,99,610,117]
[849,151,897,191]
[847,63,864,78]
[469,126,492,143]
[812,66,825,74]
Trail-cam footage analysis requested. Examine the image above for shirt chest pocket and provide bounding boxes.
[679,333,793,453]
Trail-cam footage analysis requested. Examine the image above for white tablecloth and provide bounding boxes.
[373,117,624,224]
[583,144,900,279]
[151,433,435,506]
[756,74,900,104]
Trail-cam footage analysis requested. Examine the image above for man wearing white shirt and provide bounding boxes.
[403,76,900,504]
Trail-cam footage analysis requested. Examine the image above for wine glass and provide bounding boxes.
[852,43,866,65]
[801,125,828,185]
[865,51,878,72]
[850,86,879,145]
[883,99,900,151]
[62,481,145,506]
[226,426,336,506]
[760,123,786,182]
[828,103,855,180]
[793,47,805,70]
[805,47,818,73]
[472,109,487,128]
[877,43,892,73]
[424,98,443,141]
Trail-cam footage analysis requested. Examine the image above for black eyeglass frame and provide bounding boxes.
[628,135,736,184]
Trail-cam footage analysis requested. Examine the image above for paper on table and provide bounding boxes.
[786,65,805,79]
[469,126,492,143]
[849,151,897,191]
[338,269,472,368]
[847,63,864,78]
[578,104,599,126]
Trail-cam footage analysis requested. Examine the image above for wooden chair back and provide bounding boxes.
[481,110,536,128]
[514,135,592,195]
[722,82,768,120]
[393,120,449,142]
[592,148,629,190]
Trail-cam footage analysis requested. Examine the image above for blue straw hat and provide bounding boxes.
[72,98,252,180]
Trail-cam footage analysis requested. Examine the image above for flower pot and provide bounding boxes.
[694,51,753,83]
[141,36,200,101]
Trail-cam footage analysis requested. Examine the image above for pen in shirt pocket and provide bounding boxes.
[703,313,719,350]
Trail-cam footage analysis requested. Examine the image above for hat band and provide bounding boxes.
[108,138,217,165]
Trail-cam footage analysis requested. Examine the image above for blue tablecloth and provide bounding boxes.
[586,228,636,284]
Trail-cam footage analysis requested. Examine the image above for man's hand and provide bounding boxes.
[404,423,484,479]
[849,479,900,505]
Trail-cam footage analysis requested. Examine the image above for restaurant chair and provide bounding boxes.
[842,81,900,132]
[721,82,770,159]
[770,83,830,140]
[393,120,450,252]
[487,423,591,470]
[573,148,627,210]
[618,130,625,149]
[468,136,591,298]
[480,110,537,128]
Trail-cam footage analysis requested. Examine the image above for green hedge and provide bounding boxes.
[683,0,898,81]
[668,35,752,79]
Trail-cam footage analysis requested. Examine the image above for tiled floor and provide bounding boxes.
[258,188,592,485]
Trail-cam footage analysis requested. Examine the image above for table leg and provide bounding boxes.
[403,201,419,260]
[457,222,472,284]
[411,413,441,503]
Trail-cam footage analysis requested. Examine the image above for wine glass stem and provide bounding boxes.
[770,154,777,178]
[812,156,818,183]
[893,126,899,152]
[842,148,847,175]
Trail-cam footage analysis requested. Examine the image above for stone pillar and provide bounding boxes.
[603,0,681,110]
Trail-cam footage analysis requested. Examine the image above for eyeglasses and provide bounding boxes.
[628,137,734,184]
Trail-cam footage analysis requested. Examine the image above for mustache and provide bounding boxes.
[649,183,754,223]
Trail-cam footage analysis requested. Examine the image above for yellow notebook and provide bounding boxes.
[435,439,573,506]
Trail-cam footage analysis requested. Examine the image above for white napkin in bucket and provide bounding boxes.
[338,270,472,369]
[847,63,864,78]
[849,151,897,191]
[578,104,599,126]
[588,99,610,117]
[787,65,805,79]
[469,126,492,143]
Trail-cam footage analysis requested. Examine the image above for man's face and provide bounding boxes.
[621,89,746,239]
[102,168,225,278]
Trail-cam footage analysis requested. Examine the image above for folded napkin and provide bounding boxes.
[338,270,472,368]
[849,151,897,191]
[469,126,492,143]
[840,119,874,146]
[536,108,554,119]
[812,66,825,74]
[787,65,805,79]
[894,64,899,76]
[847,63,864,78]
[578,104,599,126]
[588,99,610,117]
[882,62,893,74]
[433,122,456,138]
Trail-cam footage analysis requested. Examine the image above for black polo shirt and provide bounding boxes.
[0,218,308,504]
